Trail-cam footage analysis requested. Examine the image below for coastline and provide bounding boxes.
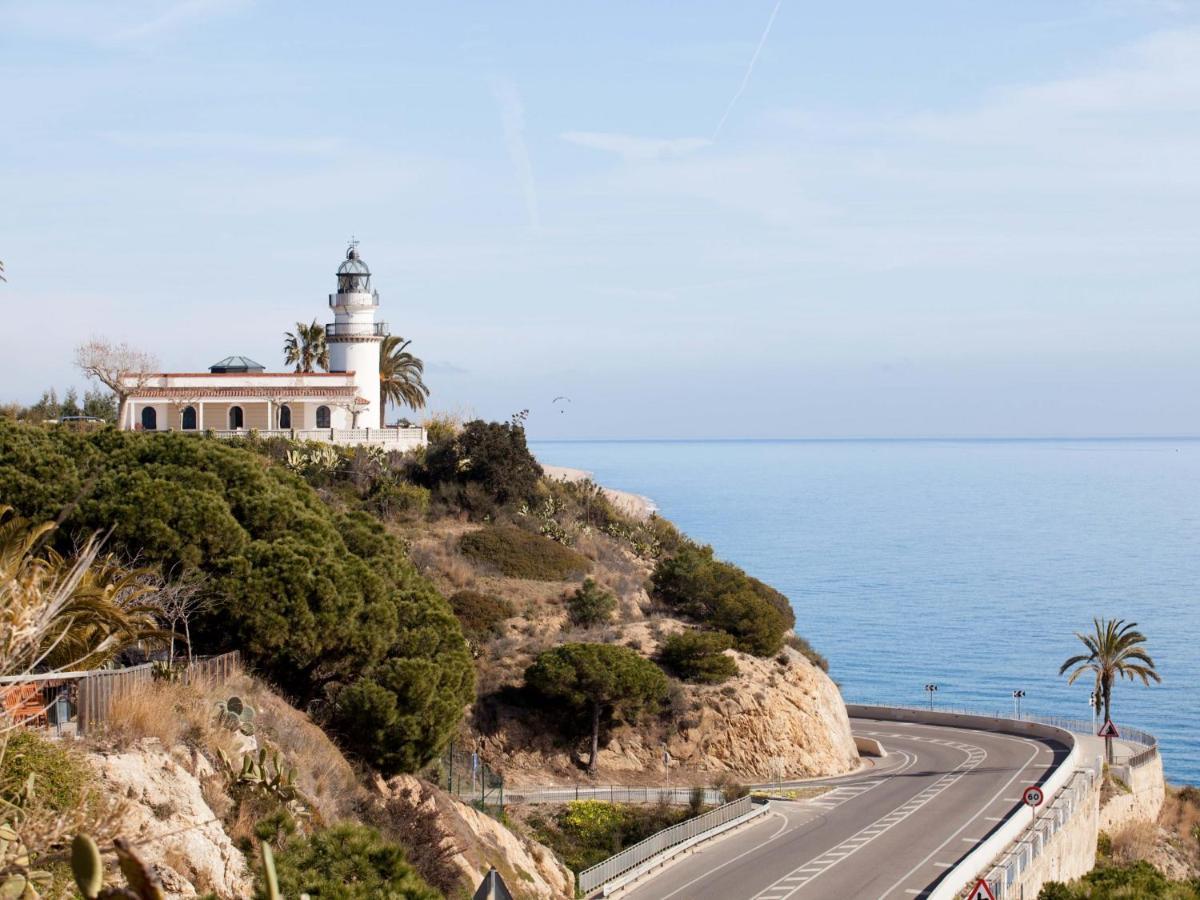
[541,463,657,521]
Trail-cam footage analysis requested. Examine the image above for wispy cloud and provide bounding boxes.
[490,76,542,231]
[561,132,711,161]
[713,0,783,139]
[100,131,345,156]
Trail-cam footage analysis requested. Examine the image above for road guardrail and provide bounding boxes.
[576,795,768,897]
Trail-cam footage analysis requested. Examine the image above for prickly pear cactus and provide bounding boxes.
[70,834,165,900]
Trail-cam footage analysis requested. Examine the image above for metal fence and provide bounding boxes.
[0,652,240,736]
[441,742,505,811]
[577,795,760,896]
[966,767,1098,899]
[505,785,725,806]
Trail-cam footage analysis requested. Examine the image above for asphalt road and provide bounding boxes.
[622,717,1070,900]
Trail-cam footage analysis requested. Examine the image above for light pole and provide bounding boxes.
[1012,690,1025,720]
[924,683,938,711]
[1088,691,1097,734]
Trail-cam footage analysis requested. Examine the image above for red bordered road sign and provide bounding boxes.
[968,878,998,900]
[1098,718,1120,739]
[1022,785,1045,808]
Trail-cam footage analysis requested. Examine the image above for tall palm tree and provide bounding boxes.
[283,320,330,373]
[379,335,430,427]
[1059,617,1160,729]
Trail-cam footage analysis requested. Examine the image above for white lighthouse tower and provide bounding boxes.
[327,242,384,427]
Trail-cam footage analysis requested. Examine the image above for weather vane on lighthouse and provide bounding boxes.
[348,235,359,250]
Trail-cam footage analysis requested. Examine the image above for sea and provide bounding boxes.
[530,439,1200,785]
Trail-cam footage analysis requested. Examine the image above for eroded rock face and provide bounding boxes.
[475,624,860,786]
[382,775,574,900]
[87,741,252,899]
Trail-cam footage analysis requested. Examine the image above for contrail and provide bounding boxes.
[713,0,783,140]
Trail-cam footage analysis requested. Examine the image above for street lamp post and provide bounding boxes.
[1012,689,1025,720]
[1088,691,1097,734]
[924,683,938,711]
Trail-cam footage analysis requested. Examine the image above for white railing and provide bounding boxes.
[209,427,426,446]
[966,768,1098,900]
[576,795,767,896]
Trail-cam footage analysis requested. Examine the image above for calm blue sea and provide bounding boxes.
[531,439,1200,784]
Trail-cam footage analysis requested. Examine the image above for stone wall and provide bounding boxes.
[1008,775,1099,900]
[1099,753,1166,834]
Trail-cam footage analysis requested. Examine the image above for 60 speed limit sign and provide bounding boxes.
[1022,785,1044,808]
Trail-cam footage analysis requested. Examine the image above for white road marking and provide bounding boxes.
[749,737,988,900]
[875,728,1043,899]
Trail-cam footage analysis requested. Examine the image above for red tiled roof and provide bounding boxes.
[131,386,358,399]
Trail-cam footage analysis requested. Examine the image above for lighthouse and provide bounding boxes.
[327,242,384,427]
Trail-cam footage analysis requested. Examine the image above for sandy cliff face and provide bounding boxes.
[474,624,859,786]
[383,775,574,899]
[87,741,252,899]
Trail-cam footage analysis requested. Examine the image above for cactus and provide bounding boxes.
[217,748,308,815]
[260,843,280,900]
[0,821,50,899]
[70,834,165,900]
[214,695,256,735]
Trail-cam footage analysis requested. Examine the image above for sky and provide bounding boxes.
[2,0,1199,439]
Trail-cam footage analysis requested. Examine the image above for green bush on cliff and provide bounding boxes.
[566,578,617,627]
[448,589,516,642]
[419,419,543,512]
[659,631,738,684]
[1038,861,1200,899]
[650,544,795,656]
[257,823,440,900]
[0,422,473,775]
[459,524,589,581]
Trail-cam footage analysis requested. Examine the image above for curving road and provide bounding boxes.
[621,717,1070,900]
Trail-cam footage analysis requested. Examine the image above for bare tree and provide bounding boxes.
[147,569,214,665]
[74,338,160,427]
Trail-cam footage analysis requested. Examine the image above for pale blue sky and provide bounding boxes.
[3,1,1199,438]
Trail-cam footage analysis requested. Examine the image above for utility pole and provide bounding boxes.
[1012,689,1025,720]
[924,683,938,711]
[1088,691,1097,734]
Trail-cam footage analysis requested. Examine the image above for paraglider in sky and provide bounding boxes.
[553,396,571,414]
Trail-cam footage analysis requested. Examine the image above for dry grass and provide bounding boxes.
[1110,820,1159,864]
[1161,785,1200,857]
[97,676,220,752]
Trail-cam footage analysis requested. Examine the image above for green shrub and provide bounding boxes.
[566,579,616,628]
[783,633,829,672]
[650,544,795,656]
[0,423,473,776]
[459,525,589,581]
[659,631,737,684]
[257,823,440,900]
[531,801,696,874]
[0,729,90,812]
[525,643,669,773]
[420,419,542,510]
[367,479,430,522]
[1038,861,1200,899]
[448,590,516,642]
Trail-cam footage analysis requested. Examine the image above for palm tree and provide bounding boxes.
[283,320,330,373]
[379,335,430,426]
[1059,617,1160,731]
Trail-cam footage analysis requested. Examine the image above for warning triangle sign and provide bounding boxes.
[968,879,997,900]
[1098,719,1120,739]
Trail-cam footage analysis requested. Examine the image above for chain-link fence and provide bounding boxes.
[440,742,505,812]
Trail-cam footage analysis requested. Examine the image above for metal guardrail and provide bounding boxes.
[867,703,1158,768]
[967,768,1098,900]
[325,321,388,337]
[576,795,758,896]
[506,785,725,806]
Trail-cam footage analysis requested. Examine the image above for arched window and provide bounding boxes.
[316,405,331,428]
[181,406,197,430]
[229,406,244,430]
[278,404,292,429]
[140,407,157,431]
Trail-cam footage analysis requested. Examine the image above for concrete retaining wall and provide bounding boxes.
[854,735,887,757]
[1007,774,1100,900]
[1100,752,1165,835]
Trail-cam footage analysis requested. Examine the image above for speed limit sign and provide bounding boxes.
[1022,785,1044,808]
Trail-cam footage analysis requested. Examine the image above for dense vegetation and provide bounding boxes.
[651,544,796,656]
[525,643,669,772]
[259,823,440,900]
[0,422,473,775]
[658,631,738,684]
[420,419,543,515]
[0,386,116,424]
[448,589,516,643]
[1039,861,1200,899]
[527,799,703,873]
[459,524,590,581]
